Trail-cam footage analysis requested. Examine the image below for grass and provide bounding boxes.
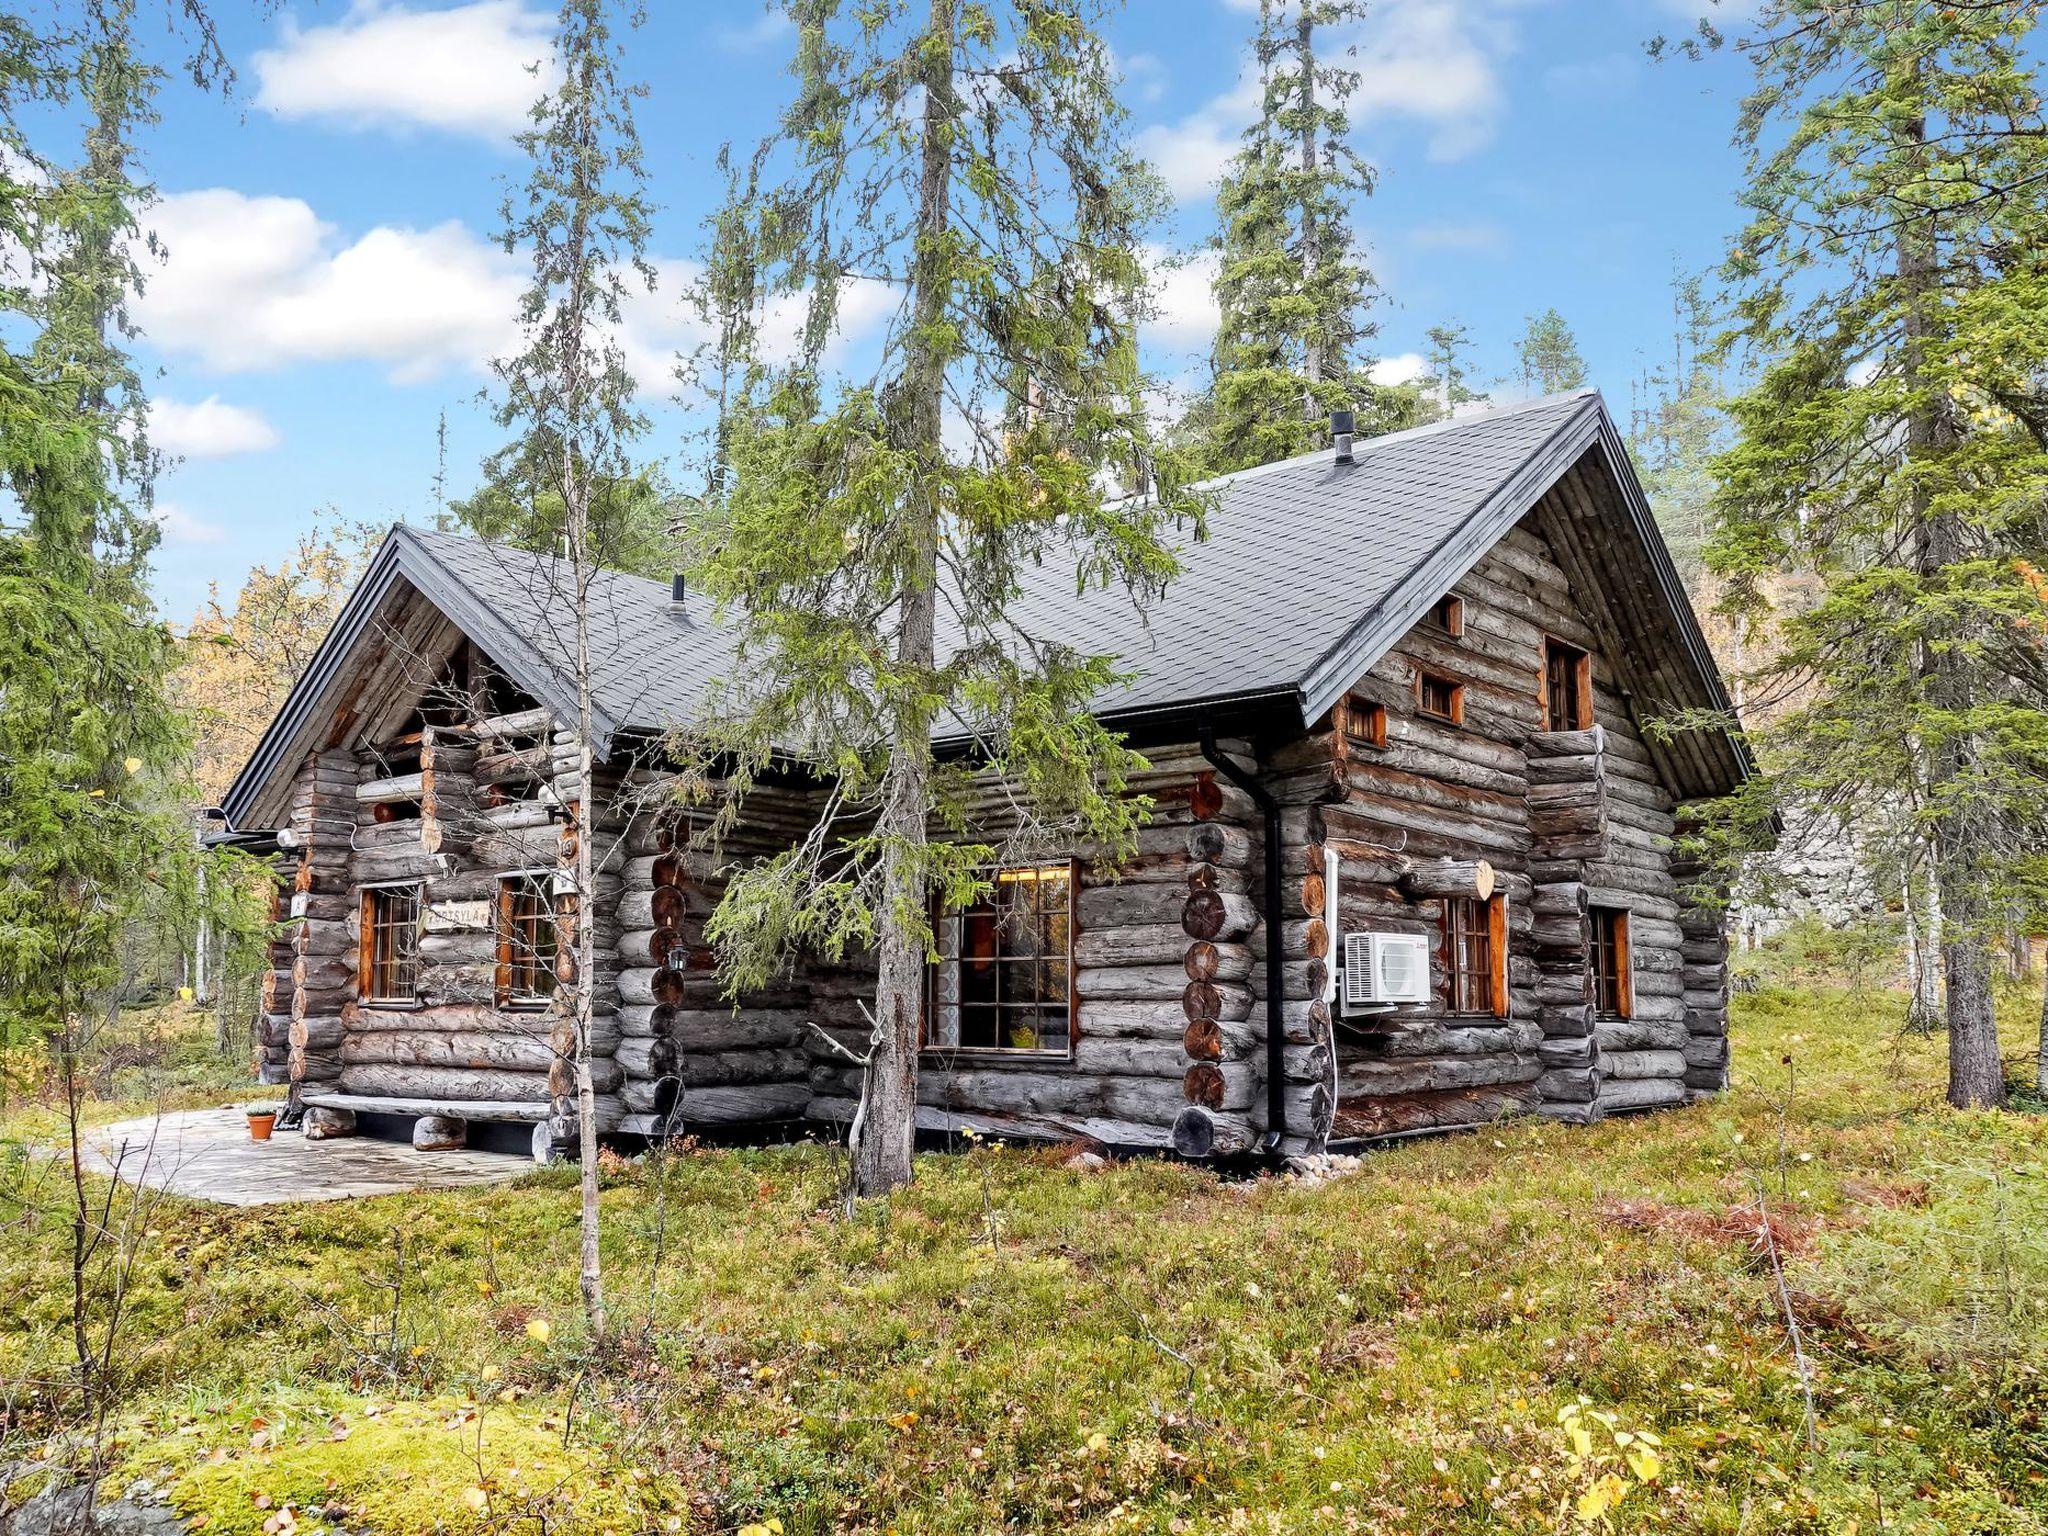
[3,985,2046,1534]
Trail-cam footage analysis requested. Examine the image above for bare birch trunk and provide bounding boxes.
[2036,959,2048,1097]
[852,0,955,1198]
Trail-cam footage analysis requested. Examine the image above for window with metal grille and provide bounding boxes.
[1543,637,1592,732]
[1442,894,1506,1016]
[361,884,421,1005]
[1416,671,1464,724]
[1588,906,1632,1018]
[927,862,1074,1056]
[497,875,560,1007]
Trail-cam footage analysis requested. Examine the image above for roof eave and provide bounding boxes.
[220,526,626,831]
[1293,394,1606,728]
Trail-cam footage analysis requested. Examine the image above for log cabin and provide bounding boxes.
[220,390,1753,1163]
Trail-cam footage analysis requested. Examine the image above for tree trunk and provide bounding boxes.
[852,0,955,1199]
[2036,958,2048,1097]
[1898,82,2003,1109]
[1903,849,1943,1033]
[1295,8,1322,387]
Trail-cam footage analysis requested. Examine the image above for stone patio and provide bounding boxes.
[77,1107,535,1207]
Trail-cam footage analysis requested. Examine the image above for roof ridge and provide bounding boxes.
[1183,387,1603,494]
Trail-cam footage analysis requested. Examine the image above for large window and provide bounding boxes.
[1543,637,1592,732]
[361,883,422,1005]
[497,874,560,1008]
[927,863,1074,1056]
[1588,906,1632,1019]
[1442,894,1507,1017]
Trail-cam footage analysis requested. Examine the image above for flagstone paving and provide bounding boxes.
[75,1107,534,1207]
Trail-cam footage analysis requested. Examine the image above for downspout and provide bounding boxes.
[1198,718,1286,1154]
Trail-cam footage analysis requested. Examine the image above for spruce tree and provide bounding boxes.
[688,0,1203,1197]
[1694,1,2048,1107]
[1629,275,1724,585]
[0,0,258,1435]
[1201,0,1395,472]
[1515,307,1587,395]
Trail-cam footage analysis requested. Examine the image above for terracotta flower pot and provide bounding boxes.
[247,1110,277,1142]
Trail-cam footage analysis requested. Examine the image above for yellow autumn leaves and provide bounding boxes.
[1558,1401,1664,1526]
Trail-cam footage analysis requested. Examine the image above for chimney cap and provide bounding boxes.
[1329,407,1356,436]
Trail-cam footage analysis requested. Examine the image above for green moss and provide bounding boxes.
[9,986,2048,1533]
[130,1394,670,1536]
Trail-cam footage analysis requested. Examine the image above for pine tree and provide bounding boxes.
[1421,320,1485,417]
[483,0,653,1332]
[1515,307,1587,395]
[689,0,1203,1197]
[1694,1,2048,1108]
[1200,0,1396,471]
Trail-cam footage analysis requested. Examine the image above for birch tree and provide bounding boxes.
[686,0,1204,1197]
[484,0,651,1334]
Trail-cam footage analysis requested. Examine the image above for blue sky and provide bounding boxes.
[126,0,1755,619]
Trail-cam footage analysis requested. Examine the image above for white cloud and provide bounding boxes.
[135,189,525,382]
[1407,222,1505,254]
[151,395,282,458]
[716,8,792,52]
[1348,0,1509,162]
[1368,352,1427,387]
[253,1,558,141]
[1122,51,1169,106]
[1135,0,1515,202]
[1543,53,1637,100]
[152,502,226,545]
[1144,246,1220,353]
[134,187,900,395]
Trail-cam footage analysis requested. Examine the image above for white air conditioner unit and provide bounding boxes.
[1342,931,1432,1009]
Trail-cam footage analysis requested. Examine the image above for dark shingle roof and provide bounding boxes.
[223,390,1743,827]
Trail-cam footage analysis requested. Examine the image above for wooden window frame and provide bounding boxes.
[1588,906,1633,1019]
[1441,893,1509,1018]
[1415,670,1466,726]
[496,872,560,1011]
[359,881,422,1008]
[1540,636,1594,733]
[1335,694,1388,752]
[1432,594,1466,638]
[923,859,1079,1062]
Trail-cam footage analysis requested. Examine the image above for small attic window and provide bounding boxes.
[1432,595,1466,637]
[1341,697,1388,750]
[1416,672,1465,725]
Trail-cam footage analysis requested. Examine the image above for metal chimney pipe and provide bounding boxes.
[1330,407,1356,465]
[669,573,687,608]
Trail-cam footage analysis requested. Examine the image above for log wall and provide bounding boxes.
[1276,505,1728,1146]
[804,741,1268,1152]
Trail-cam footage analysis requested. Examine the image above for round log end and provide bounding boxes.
[1184,940,1219,982]
[1182,979,1221,1023]
[1171,1105,1219,1159]
[412,1114,468,1151]
[1189,773,1224,822]
[1183,1062,1226,1109]
[1182,1017,1224,1062]
[1182,888,1226,940]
